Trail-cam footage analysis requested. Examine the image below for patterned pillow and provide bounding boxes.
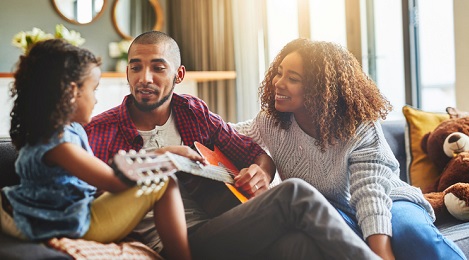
[402,105,449,188]
[47,237,163,260]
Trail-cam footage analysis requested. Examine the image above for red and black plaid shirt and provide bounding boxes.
[85,93,265,169]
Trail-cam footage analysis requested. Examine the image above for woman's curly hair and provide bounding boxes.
[10,39,101,150]
[259,38,392,151]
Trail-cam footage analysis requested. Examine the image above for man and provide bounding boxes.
[85,31,379,259]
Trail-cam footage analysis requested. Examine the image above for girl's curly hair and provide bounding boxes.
[259,38,392,151]
[10,39,101,150]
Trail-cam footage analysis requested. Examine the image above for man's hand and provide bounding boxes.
[154,145,207,165]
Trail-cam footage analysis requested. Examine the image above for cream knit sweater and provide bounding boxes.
[231,112,435,239]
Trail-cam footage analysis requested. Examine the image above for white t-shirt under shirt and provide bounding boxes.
[138,112,183,151]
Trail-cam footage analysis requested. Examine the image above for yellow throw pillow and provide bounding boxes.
[402,105,449,189]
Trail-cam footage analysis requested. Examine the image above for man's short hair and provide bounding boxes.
[130,31,181,67]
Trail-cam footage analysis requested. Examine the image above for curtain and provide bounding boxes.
[167,0,237,122]
[231,0,267,121]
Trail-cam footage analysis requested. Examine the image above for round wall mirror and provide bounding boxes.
[52,0,107,25]
[112,0,164,40]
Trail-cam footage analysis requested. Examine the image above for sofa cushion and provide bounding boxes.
[402,105,449,189]
[438,220,469,257]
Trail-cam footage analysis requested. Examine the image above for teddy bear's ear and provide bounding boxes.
[447,107,469,119]
[421,132,431,154]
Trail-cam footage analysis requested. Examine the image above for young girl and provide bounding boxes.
[0,39,198,260]
[232,38,466,260]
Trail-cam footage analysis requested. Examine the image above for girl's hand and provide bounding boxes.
[154,145,208,165]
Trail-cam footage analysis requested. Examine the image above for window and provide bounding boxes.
[361,0,406,120]
[363,0,455,117]
[265,0,299,63]
[264,0,347,64]
[414,0,455,111]
[309,0,347,47]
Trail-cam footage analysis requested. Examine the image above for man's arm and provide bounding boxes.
[177,95,276,196]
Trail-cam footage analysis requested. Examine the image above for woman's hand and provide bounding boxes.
[234,164,271,197]
[367,234,395,260]
[234,154,275,197]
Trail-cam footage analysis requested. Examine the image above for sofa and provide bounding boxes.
[1,121,469,258]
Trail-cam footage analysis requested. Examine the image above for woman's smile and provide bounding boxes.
[275,93,290,100]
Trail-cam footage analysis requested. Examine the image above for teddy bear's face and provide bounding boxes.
[422,117,469,172]
[444,132,469,157]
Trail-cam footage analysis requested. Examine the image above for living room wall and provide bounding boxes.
[0,0,167,73]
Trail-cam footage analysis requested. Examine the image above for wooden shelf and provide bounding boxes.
[0,71,236,82]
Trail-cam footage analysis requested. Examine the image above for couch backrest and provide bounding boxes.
[0,137,19,189]
[381,120,408,182]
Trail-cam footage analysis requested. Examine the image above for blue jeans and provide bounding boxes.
[337,200,467,260]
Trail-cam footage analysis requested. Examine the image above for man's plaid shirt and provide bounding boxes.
[85,93,265,169]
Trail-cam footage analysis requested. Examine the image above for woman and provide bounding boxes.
[233,38,466,260]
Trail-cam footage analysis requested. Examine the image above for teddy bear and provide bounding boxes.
[420,115,469,224]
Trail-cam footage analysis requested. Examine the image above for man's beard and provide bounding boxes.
[132,77,176,112]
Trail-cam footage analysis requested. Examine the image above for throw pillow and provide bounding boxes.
[402,105,449,188]
[47,237,163,260]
